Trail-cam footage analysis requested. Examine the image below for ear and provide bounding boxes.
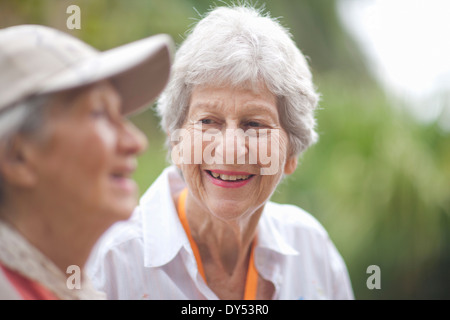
[283,156,298,175]
[0,136,38,188]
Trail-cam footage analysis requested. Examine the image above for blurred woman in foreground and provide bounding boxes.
[0,25,173,299]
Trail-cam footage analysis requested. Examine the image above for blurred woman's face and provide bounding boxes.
[29,81,147,223]
[175,84,297,222]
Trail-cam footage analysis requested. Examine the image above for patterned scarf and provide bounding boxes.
[0,220,105,300]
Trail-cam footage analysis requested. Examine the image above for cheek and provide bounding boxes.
[247,130,289,176]
[172,126,213,166]
[275,132,290,164]
[180,164,204,197]
[43,123,117,182]
[79,131,115,175]
[171,127,195,166]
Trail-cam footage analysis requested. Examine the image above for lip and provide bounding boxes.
[110,164,137,193]
[110,175,137,193]
[204,169,255,188]
[208,169,254,176]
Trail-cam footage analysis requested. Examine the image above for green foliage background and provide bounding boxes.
[1,0,448,299]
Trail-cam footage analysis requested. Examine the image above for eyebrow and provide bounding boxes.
[189,101,279,119]
[242,102,278,118]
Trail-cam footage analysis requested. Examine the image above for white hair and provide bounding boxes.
[0,95,49,143]
[157,4,319,157]
[0,95,48,203]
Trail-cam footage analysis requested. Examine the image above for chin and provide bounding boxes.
[106,200,137,221]
[208,202,253,222]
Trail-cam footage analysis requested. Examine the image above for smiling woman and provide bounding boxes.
[87,4,354,300]
[0,24,173,299]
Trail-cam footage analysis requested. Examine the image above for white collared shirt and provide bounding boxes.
[87,166,354,300]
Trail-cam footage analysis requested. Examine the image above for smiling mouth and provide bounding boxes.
[206,170,255,182]
[111,173,128,179]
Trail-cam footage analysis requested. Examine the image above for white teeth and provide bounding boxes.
[211,172,220,178]
[209,171,251,181]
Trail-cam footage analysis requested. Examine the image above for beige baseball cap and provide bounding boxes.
[0,24,174,115]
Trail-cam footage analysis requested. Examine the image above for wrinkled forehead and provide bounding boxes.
[188,81,279,119]
[189,74,272,95]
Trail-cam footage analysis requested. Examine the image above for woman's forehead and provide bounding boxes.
[189,85,277,114]
[49,80,121,111]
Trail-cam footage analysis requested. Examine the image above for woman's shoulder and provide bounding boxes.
[86,211,144,278]
[263,201,329,238]
[90,208,144,256]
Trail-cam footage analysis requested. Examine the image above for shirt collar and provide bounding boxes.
[140,166,189,268]
[256,202,300,257]
[254,203,299,293]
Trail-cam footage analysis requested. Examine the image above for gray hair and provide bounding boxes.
[0,95,49,140]
[157,4,319,158]
[0,95,49,203]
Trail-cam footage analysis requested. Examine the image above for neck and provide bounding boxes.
[1,197,110,274]
[183,192,262,276]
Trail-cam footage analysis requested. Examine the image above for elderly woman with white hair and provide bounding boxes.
[0,25,173,299]
[88,5,354,300]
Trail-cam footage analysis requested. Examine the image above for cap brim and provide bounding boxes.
[37,34,174,115]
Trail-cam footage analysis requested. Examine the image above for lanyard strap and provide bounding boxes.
[177,188,258,300]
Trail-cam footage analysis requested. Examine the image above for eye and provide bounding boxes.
[246,121,263,128]
[90,103,117,122]
[200,118,214,125]
[90,108,107,119]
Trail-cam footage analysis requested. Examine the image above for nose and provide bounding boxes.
[214,127,247,165]
[118,121,148,156]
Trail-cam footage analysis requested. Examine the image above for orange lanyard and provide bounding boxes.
[177,188,258,300]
